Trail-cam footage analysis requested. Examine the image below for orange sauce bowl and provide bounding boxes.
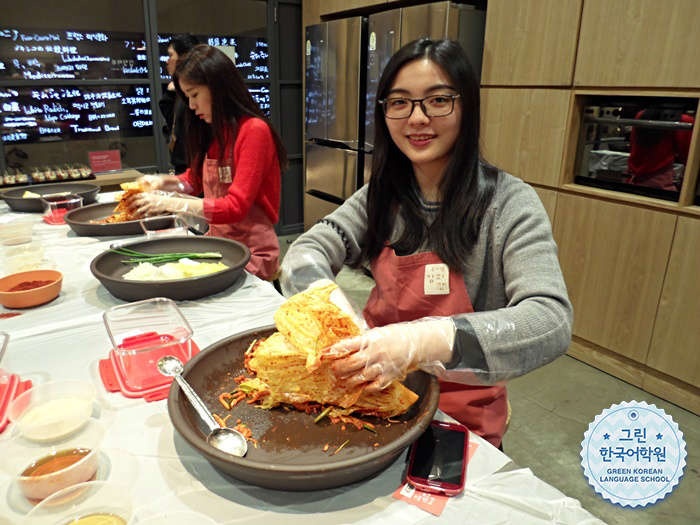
[0,270,63,309]
[0,419,104,503]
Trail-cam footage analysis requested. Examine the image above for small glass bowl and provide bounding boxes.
[8,380,96,442]
[1,419,104,503]
[21,480,133,525]
[0,217,34,244]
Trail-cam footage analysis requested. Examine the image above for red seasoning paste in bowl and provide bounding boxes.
[7,280,55,292]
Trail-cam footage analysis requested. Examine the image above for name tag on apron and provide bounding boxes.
[218,165,232,183]
[424,263,450,295]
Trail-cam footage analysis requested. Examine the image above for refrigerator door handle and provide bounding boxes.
[305,189,345,206]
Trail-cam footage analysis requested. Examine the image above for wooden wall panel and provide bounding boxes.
[647,216,700,388]
[481,88,570,188]
[481,0,582,86]
[575,0,700,88]
[553,194,676,363]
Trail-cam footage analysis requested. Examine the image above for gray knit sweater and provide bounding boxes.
[281,171,573,383]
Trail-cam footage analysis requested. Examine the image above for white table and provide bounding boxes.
[0,196,606,525]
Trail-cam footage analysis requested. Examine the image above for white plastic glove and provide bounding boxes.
[327,319,456,392]
[308,279,369,332]
[125,191,204,219]
[136,174,193,193]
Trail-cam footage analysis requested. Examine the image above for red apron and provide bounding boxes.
[202,152,280,281]
[363,247,508,448]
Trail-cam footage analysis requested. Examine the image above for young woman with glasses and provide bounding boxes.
[280,38,572,449]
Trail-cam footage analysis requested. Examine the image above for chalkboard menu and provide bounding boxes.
[1,85,153,144]
[0,28,271,145]
[0,27,147,80]
[247,84,271,117]
[158,34,269,81]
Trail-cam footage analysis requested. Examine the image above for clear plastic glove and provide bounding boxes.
[125,191,204,219]
[136,174,193,194]
[308,279,369,331]
[280,252,336,297]
[327,319,456,392]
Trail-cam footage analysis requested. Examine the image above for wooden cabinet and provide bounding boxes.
[646,216,700,388]
[553,194,677,363]
[575,0,700,88]
[481,0,582,86]
[532,186,558,225]
[481,88,570,188]
[320,0,387,17]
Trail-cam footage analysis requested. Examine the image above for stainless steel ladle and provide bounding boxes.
[157,355,247,457]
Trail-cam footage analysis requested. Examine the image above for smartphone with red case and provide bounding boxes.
[405,420,469,496]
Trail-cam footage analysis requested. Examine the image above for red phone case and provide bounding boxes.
[405,420,469,496]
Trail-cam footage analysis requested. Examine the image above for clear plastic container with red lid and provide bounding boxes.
[103,298,193,391]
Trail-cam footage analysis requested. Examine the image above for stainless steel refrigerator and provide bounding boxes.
[304,17,367,230]
[304,2,486,230]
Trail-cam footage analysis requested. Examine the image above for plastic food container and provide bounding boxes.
[8,380,96,442]
[21,480,133,525]
[41,193,83,225]
[0,216,34,245]
[103,298,194,391]
[0,419,104,503]
[140,215,189,239]
[2,237,45,273]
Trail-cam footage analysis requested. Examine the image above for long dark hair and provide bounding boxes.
[357,38,498,271]
[174,44,288,178]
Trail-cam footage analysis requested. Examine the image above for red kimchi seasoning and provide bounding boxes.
[7,280,54,292]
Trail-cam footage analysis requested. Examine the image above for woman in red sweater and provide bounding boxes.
[127,45,287,281]
[626,109,694,191]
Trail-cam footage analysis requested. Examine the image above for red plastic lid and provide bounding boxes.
[98,339,200,402]
[0,374,33,433]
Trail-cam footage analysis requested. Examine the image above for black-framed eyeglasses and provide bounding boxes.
[378,94,461,119]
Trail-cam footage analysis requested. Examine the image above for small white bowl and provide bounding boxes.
[8,380,96,442]
[0,419,104,503]
[21,480,133,525]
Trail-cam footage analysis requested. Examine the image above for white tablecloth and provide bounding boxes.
[0,195,605,525]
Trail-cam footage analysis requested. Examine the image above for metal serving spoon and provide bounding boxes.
[157,355,247,457]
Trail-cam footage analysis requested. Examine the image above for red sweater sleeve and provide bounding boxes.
[203,118,280,224]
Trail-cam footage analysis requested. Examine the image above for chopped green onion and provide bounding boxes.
[110,247,223,265]
[363,424,378,434]
[314,406,333,424]
[334,439,350,455]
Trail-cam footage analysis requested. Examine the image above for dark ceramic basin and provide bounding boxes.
[90,236,250,302]
[64,202,174,237]
[167,326,440,491]
[1,183,99,212]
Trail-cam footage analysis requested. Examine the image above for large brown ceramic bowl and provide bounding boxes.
[1,183,99,212]
[90,237,250,302]
[64,202,174,237]
[167,326,440,491]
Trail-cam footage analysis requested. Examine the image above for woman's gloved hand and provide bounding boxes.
[327,319,456,392]
[136,174,193,194]
[125,192,204,219]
